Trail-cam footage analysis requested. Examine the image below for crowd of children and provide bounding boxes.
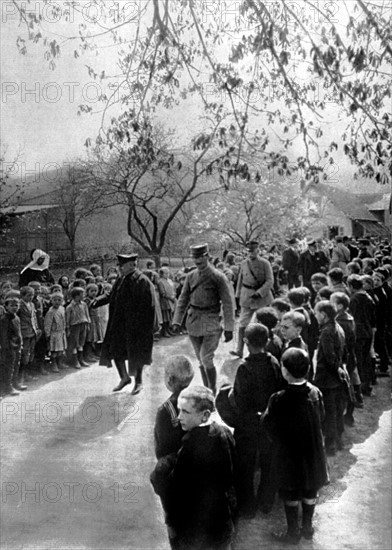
[150,236,391,548]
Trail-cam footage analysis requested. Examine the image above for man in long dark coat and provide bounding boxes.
[94,254,155,394]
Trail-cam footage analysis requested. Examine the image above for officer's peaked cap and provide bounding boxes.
[117,253,138,265]
[190,244,209,257]
[246,240,259,250]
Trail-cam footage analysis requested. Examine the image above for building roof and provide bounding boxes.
[2,204,59,215]
[308,183,380,222]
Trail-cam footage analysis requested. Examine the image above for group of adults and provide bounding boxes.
[15,235,388,397]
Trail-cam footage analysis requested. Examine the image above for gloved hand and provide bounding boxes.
[224,331,233,343]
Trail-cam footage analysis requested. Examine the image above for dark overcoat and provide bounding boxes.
[96,269,155,372]
[261,382,329,493]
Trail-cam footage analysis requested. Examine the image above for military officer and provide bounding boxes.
[230,240,274,358]
[94,253,156,395]
[172,244,235,394]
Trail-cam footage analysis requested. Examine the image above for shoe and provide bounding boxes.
[362,387,373,396]
[344,414,355,427]
[131,383,143,395]
[271,530,301,545]
[377,371,390,377]
[14,382,27,391]
[25,373,38,381]
[301,526,314,540]
[113,377,132,392]
[229,350,243,358]
[325,445,336,456]
[38,366,49,376]
[8,386,20,396]
[51,365,60,373]
[354,400,364,409]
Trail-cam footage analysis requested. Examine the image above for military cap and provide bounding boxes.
[190,243,209,257]
[246,240,259,250]
[117,253,138,265]
[306,237,316,246]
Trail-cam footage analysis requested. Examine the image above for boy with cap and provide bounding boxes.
[262,348,328,544]
[173,244,234,394]
[231,240,274,358]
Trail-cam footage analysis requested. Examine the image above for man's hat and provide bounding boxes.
[190,244,209,258]
[246,240,259,250]
[306,237,316,246]
[117,253,138,265]
[288,237,298,245]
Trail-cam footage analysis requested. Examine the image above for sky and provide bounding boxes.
[0,0,389,194]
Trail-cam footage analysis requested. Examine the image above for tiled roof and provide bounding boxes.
[308,183,380,221]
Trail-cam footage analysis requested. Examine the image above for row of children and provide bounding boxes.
[151,342,329,549]
[0,275,111,397]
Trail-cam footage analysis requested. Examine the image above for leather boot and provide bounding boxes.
[199,365,208,387]
[77,350,90,368]
[113,360,131,392]
[206,367,217,395]
[132,366,144,395]
[230,326,245,358]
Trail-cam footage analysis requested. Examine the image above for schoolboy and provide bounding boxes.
[254,306,283,361]
[328,268,349,295]
[150,355,194,536]
[330,292,362,424]
[313,300,346,455]
[280,311,308,353]
[28,280,49,376]
[271,298,291,342]
[65,287,91,369]
[0,297,23,395]
[261,348,328,544]
[347,274,376,396]
[166,386,237,550]
[154,355,195,459]
[19,286,39,381]
[310,272,328,306]
[300,286,319,362]
[229,323,284,516]
[287,288,311,350]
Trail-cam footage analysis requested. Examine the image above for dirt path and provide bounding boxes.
[1,336,391,550]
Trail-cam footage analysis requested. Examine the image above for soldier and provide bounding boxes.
[282,237,300,289]
[230,240,274,358]
[172,244,235,394]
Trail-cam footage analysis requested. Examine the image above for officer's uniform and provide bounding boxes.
[231,241,274,357]
[173,245,234,393]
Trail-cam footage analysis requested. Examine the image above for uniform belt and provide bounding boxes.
[189,304,220,312]
[242,283,260,290]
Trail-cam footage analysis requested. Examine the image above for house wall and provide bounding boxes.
[306,195,352,239]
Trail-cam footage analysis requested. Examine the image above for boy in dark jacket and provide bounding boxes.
[347,274,376,396]
[262,348,328,544]
[166,386,237,550]
[0,296,24,396]
[331,292,362,423]
[314,300,346,455]
[229,323,284,516]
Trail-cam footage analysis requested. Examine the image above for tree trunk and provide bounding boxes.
[152,252,161,268]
